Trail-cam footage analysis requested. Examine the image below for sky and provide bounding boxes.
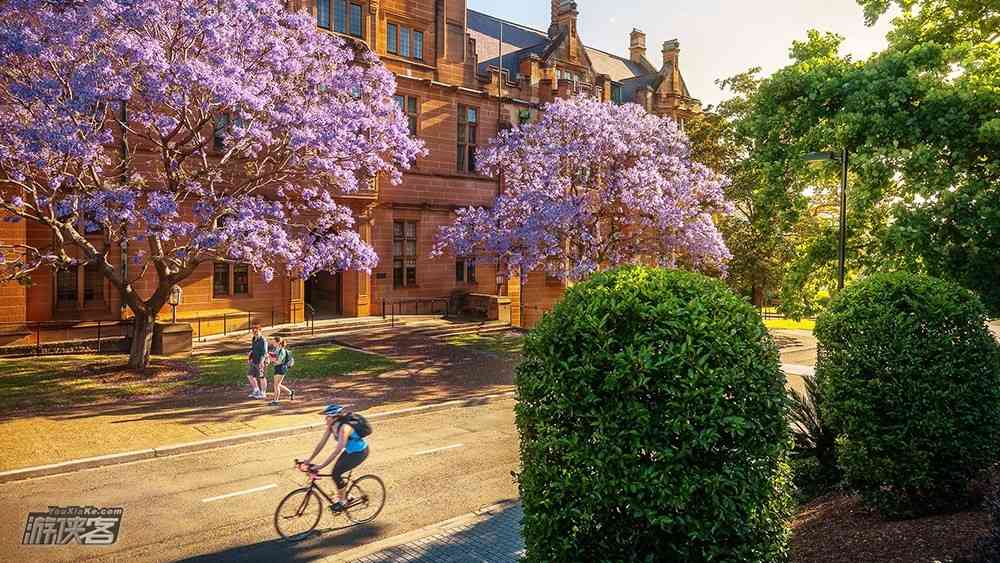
[467,0,896,108]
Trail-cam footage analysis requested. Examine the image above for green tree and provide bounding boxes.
[687,71,798,307]
[729,0,1000,314]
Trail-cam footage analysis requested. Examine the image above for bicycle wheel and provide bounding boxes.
[345,475,386,524]
[274,487,323,541]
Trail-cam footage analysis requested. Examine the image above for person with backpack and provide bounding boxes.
[269,337,295,406]
[247,324,268,399]
[298,404,371,512]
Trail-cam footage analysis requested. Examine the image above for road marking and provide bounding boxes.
[201,483,277,503]
[414,443,464,456]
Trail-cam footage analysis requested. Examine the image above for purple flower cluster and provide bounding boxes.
[0,0,425,287]
[433,96,731,280]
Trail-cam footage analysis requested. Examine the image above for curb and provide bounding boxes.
[323,499,520,562]
[0,391,515,484]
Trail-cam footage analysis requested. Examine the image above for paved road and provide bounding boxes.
[0,399,519,562]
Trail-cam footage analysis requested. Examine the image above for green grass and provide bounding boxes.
[446,332,524,356]
[0,344,397,413]
[192,344,398,386]
[763,317,816,331]
[0,355,188,412]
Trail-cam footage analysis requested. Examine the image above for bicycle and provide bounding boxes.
[274,459,386,541]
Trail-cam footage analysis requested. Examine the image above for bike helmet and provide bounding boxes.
[322,404,346,417]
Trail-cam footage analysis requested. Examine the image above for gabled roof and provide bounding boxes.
[467,10,548,77]
[467,9,694,103]
[585,46,650,82]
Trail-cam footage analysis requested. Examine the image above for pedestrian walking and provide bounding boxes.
[247,323,268,399]
[269,337,295,406]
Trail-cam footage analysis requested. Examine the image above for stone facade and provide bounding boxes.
[0,0,699,333]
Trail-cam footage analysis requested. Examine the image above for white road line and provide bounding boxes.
[201,483,277,503]
[413,443,464,456]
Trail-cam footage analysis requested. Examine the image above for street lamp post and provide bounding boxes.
[804,148,849,290]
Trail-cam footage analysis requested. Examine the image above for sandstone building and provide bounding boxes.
[0,0,700,341]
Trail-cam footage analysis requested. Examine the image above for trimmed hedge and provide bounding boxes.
[515,266,792,562]
[816,272,1000,518]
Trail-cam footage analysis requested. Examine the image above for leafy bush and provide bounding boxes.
[788,376,841,502]
[515,266,793,562]
[816,272,1000,518]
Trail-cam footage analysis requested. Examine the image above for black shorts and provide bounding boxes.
[332,448,369,488]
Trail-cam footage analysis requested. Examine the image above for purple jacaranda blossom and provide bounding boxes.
[0,0,424,366]
[433,96,731,281]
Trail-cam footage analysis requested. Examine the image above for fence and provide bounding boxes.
[189,302,313,342]
[0,301,315,356]
[758,306,816,322]
[0,319,136,356]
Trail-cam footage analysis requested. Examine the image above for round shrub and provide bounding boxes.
[815,272,1000,518]
[515,266,792,562]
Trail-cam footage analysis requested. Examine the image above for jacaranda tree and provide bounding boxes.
[433,96,731,281]
[0,0,424,367]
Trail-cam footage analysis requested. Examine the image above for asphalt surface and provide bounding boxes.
[0,399,519,562]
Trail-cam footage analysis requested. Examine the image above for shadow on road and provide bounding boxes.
[178,521,385,563]
[357,502,524,562]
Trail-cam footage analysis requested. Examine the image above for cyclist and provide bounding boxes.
[298,404,369,512]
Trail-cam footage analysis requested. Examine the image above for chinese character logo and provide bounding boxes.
[23,506,123,545]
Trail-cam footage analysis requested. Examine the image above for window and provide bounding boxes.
[55,263,106,310]
[214,262,251,298]
[387,24,424,61]
[317,0,331,29]
[334,0,346,32]
[394,95,418,135]
[233,264,250,296]
[349,3,363,37]
[456,258,476,284]
[413,31,423,60]
[457,105,478,172]
[399,26,410,57]
[321,1,361,38]
[611,83,624,105]
[83,263,103,303]
[393,220,417,288]
[213,114,230,151]
[518,109,531,125]
[387,23,397,53]
[56,268,77,306]
[213,263,230,298]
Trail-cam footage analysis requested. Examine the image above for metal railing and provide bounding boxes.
[757,307,816,322]
[190,302,311,342]
[380,297,451,327]
[0,301,314,355]
[0,319,135,356]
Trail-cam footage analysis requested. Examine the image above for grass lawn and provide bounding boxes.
[446,332,524,356]
[0,355,190,413]
[0,344,397,414]
[193,345,398,385]
[763,317,816,331]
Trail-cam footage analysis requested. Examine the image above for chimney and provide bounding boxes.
[629,28,646,64]
[549,0,579,39]
[662,39,680,70]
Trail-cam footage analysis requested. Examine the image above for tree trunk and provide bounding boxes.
[128,311,155,369]
[752,284,765,307]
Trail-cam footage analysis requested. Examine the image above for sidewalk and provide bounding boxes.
[333,502,524,563]
[0,317,517,473]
